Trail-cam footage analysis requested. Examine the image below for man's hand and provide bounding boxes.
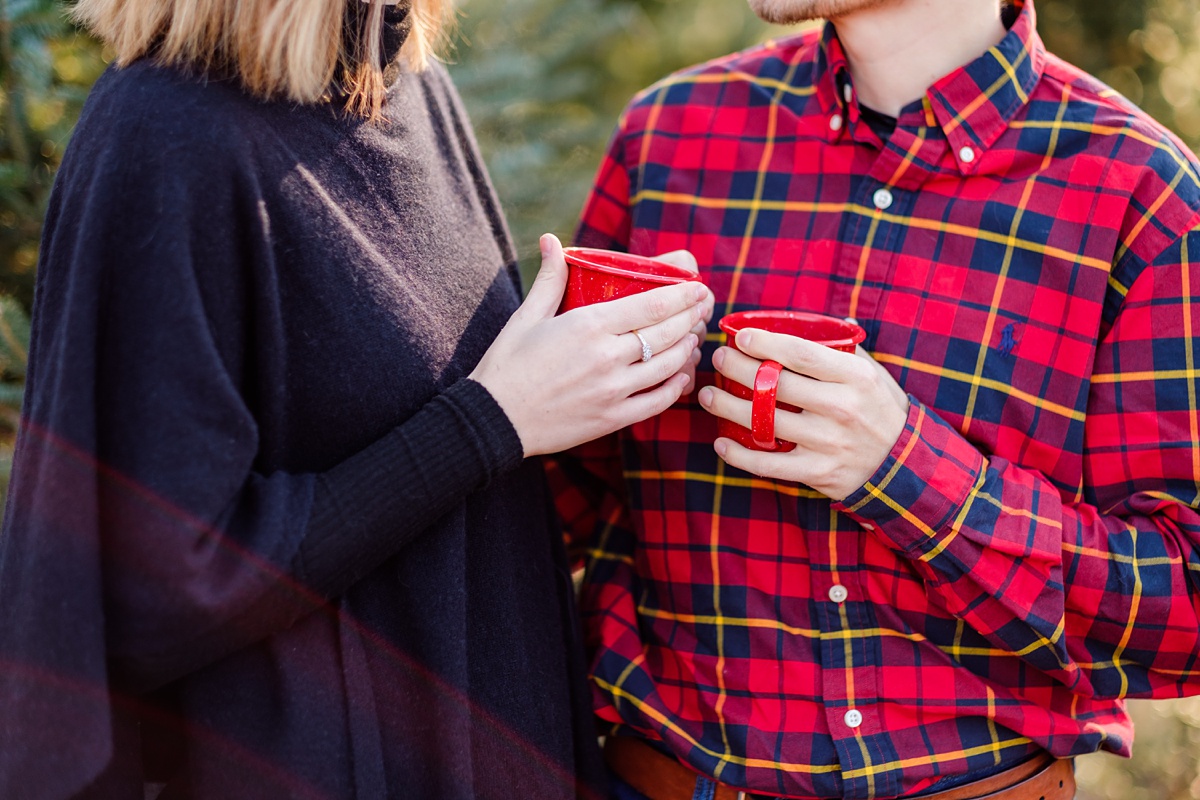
[697,327,909,501]
[653,249,713,393]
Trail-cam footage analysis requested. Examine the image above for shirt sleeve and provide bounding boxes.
[574,117,634,252]
[836,227,1200,701]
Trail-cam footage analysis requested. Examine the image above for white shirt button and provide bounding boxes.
[843,83,853,103]
[828,584,848,603]
[959,146,977,163]
[844,709,863,728]
[872,188,894,210]
[860,521,875,532]
[829,113,844,131]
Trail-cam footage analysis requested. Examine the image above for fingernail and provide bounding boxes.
[688,334,699,349]
[738,330,754,348]
[693,284,707,301]
[712,348,724,369]
[715,439,728,458]
[698,387,713,407]
[539,234,551,258]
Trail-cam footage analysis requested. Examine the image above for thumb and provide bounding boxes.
[519,233,569,320]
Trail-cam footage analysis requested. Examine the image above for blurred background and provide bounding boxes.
[1,0,1200,795]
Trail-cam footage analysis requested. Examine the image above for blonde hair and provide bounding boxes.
[71,0,450,118]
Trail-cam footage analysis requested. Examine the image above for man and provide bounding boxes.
[549,0,1200,798]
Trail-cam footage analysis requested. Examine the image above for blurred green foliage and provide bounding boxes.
[1075,698,1200,800]
[0,295,27,495]
[1036,0,1200,146]
[1,0,105,308]
[450,0,777,278]
[1,0,1199,795]
[0,0,99,493]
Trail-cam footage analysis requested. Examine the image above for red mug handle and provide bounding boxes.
[751,360,784,450]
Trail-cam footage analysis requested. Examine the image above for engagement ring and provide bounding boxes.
[633,329,653,363]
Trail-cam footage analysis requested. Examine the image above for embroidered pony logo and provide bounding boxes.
[998,322,1018,358]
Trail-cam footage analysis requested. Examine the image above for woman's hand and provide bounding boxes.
[471,234,712,457]
[697,328,909,501]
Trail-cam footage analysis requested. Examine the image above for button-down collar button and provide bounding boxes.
[843,83,853,103]
[829,584,848,603]
[872,188,894,210]
[829,113,844,132]
[860,521,875,532]
[844,709,863,728]
[959,145,977,163]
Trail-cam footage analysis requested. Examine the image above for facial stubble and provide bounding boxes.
[746,0,893,24]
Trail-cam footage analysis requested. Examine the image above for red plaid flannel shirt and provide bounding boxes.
[547,1,1200,798]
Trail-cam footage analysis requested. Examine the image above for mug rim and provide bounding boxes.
[719,310,867,349]
[562,246,697,284]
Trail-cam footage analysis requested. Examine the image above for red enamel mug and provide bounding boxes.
[558,247,698,313]
[717,311,866,452]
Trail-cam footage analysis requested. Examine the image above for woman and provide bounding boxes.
[0,1,711,797]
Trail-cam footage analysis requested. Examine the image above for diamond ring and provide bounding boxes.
[633,329,653,363]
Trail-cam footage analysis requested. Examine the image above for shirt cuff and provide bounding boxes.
[835,397,986,558]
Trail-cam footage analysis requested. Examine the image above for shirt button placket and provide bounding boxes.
[818,510,894,799]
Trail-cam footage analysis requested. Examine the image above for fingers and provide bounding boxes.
[650,249,714,326]
[700,381,834,455]
[698,383,811,478]
[626,331,698,387]
[595,280,709,335]
[629,329,654,364]
[517,233,570,320]
[626,301,704,362]
[615,372,692,424]
[713,437,804,482]
[587,327,700,433]
[653,249,699,274]
[697,383,753,431]
[732,328,851,383]
[678,345,703,393]
[713,345,843,416]
[589,326,700,433]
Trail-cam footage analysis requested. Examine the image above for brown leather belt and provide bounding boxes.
[603,736,1075,800]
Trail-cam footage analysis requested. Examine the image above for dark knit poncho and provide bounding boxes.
[0,50,603,800]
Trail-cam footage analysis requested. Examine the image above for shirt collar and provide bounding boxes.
[813,0,1045,173]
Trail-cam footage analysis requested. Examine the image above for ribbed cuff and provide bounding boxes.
[298,379,524,597]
